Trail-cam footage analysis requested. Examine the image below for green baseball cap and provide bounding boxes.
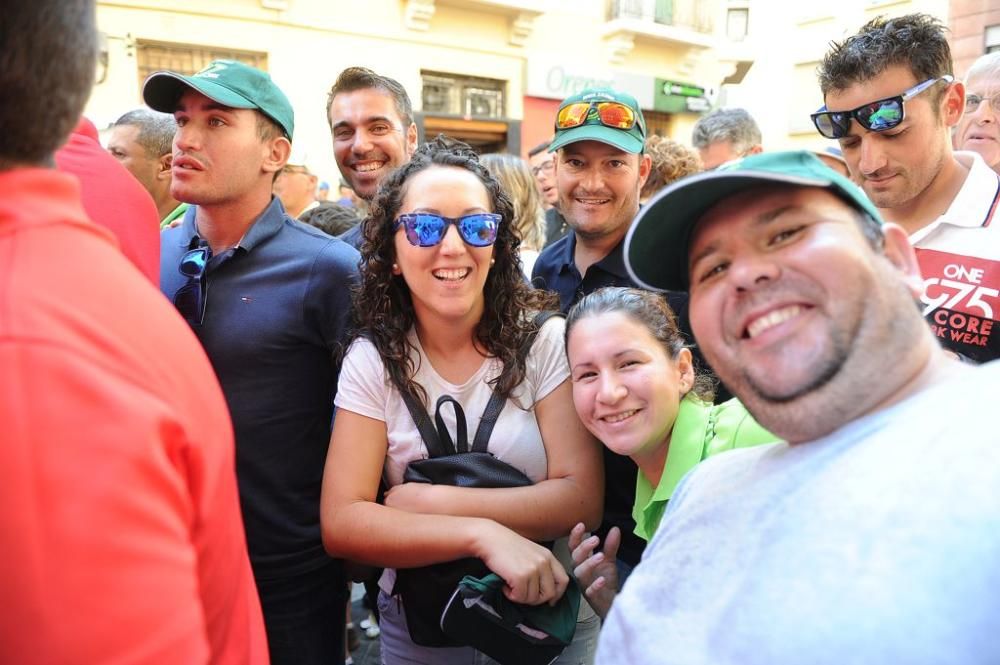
[142,59,294,139]
[625,150,883,292]
[549,87,646,154]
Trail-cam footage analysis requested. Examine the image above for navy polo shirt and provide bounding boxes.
[337,217,366,250]
[161,198,360,577]
[531,232,694,569]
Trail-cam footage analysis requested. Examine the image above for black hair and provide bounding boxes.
[565,287,715,401]
[354,134,559,406]
[818,14,953,104]
[1,0,97,167]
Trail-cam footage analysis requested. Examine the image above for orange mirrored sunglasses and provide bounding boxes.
[556,101,637,131]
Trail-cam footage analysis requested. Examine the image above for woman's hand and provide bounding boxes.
[568,522,620,619]
[474,521,569,607]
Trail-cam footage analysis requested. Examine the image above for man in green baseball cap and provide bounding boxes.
[144,59,360,665]
[626,150,883,292]
[533,86,698,585]
[143,59,294,139]
[597,148,1000,665]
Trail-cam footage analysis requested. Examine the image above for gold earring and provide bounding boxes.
[392,263,399,272]
[490,258,495,267]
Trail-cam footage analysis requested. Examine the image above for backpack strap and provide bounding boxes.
[434,395,468,454]
[469,310,564,454]
[400,388,451,458]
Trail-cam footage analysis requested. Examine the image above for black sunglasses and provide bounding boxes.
[173,244,210,326]
[811,75,954,139]
[393,213,500,247]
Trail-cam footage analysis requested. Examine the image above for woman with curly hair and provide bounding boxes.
[639,135,702,203]
[320,136,603,664]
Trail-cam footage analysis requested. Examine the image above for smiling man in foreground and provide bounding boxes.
[597,150,1000,664]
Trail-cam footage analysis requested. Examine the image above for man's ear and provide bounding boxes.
[941,80,965,128]
[405,122,418,158]
[264,136,292,176]
[881,222,925,298]
[156,152,172,181]
[637,152,652,189]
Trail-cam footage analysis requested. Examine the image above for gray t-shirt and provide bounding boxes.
[597,360,1000,665]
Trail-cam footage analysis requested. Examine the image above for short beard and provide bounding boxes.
[741,324,851,404]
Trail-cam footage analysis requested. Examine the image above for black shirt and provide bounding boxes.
[543,207,570,248]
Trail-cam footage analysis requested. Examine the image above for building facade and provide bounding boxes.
[89,0,746,183]
[950,0,1000,77]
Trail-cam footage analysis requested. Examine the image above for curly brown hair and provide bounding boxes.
[640,135,702,201]
[353,135,559,406]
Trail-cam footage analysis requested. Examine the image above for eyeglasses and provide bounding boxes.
[531,160,554,177]
[281,165,311,176]
[556,101,638,132]
[393,213,501,247]
[173,245,210,326]
[811,75,954,139]
[965,92,1000,114]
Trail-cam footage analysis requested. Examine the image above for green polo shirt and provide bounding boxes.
[160,202,190,229]
[632,395,778,541]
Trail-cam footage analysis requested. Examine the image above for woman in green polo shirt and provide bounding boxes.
[564,287,778,618]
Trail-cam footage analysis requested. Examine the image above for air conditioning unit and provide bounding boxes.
[465,88,502,118]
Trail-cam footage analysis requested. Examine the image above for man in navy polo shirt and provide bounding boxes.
[145,60,359,665]
[531,87,692,581]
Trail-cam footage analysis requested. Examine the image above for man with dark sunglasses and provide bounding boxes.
[817,13,1000,364]
[145,60,359,665]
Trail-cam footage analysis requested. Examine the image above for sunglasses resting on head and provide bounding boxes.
[811,75,954,139]
[556,101,638,131]
[394,213,501,247]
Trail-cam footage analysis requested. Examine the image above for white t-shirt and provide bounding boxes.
[335,315,569,488]
[597,360,1000,665]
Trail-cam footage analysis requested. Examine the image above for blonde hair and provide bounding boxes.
[641,135,703,201]
[480,153,547,252]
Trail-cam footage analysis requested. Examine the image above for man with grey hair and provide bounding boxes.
[954,51,1000,175]
[690,107,763,170]
[107,108,187,226]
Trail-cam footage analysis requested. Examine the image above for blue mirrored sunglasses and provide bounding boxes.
[811,75,953,139]
[173,245,210,326]
[393,213,501,247]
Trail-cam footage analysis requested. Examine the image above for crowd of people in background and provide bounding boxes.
[4,2,1000,665]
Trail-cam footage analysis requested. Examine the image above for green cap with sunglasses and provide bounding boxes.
[143,59,295,139]
[624,150,883,292]
[549,87,646,154]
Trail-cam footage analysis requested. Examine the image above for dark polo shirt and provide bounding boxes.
[337,217,366,250]
[531,231,693,569]
[161,198,360,578]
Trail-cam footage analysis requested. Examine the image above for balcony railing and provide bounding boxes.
[608,0,714,34]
